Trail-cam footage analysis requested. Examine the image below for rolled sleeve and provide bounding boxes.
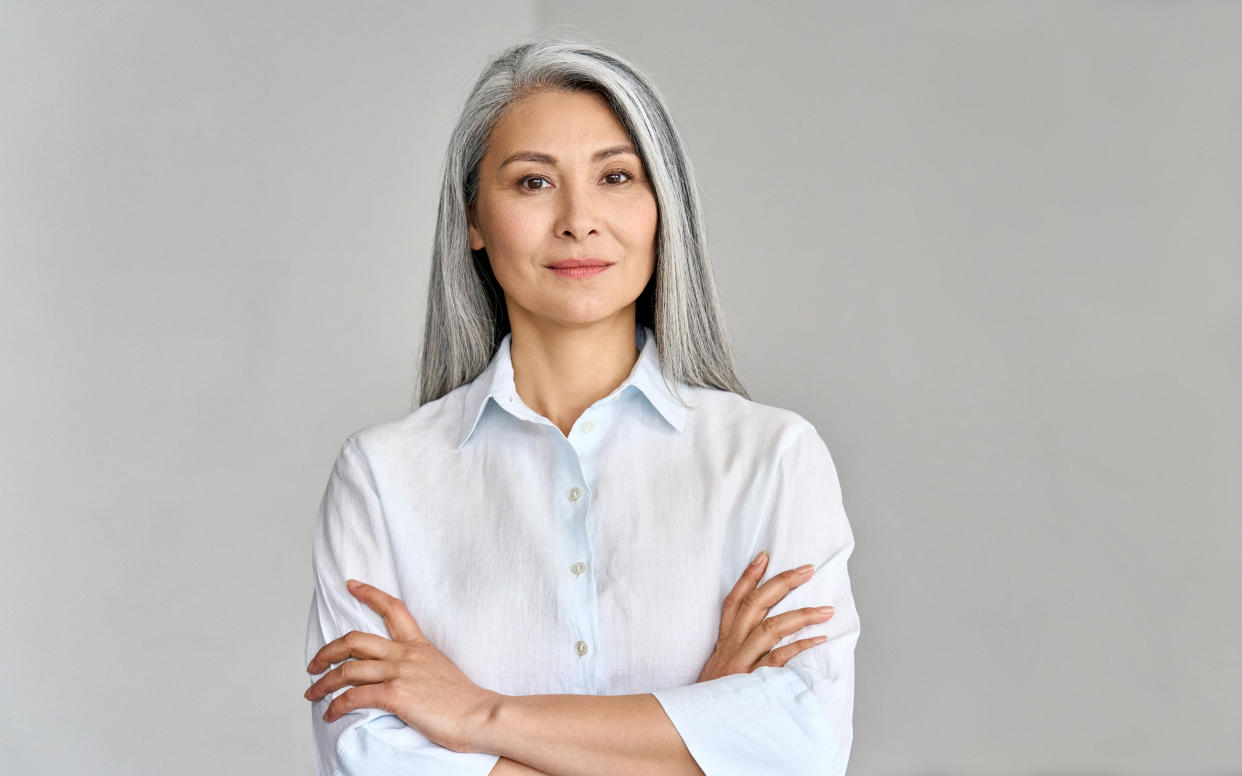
[652,666,841,775]
[653,422,860,776]
[305,435,502,776]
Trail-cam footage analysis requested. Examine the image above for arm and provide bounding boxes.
[475,693,703,776]
[648,424,861,775]
[489,758,554,776]
[311,426,858,775]
[306,436,506,775]
[472,424,858,776]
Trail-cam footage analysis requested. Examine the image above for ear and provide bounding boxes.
[466,205,485,251]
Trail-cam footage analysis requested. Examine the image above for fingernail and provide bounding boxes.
[346,579,361,590]
[796,564,814,575]
[751,551,767,566]
[817,606,834,615]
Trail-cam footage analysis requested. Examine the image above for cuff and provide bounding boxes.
[335,713,501,776]
[651,666,840,776]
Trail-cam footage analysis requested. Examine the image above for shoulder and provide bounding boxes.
[338,382,474,469]
[681,387,845,506]
[680,384,827,462]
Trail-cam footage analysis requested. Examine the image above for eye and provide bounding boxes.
[518,175,552,191]
[602,169,633,185]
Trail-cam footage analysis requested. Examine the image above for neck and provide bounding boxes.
[508,309,641,438]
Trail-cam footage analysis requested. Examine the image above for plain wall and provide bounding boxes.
[2,1,1238,774]
[534,3,1242,774]
[0,1,533,773]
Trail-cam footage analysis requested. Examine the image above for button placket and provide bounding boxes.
[557,447,596,686]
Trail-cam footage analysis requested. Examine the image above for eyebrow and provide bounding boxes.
[497,144,638,170]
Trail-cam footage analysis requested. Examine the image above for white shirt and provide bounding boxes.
[305,324,860,775]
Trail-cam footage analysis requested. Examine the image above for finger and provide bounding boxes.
[347,579,423,643]
[729,563,817,643]
[323,682,394,723]
[738,605,834,667]
[718,551,769,638]
[756,634,830,670]
[305,658,394,701]
[307,629,398,675]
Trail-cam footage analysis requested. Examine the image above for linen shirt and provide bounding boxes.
[304,323,860,776]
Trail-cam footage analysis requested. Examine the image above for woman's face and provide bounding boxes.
[467,88,658,333]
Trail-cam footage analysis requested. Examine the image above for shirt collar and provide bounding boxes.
[456,324,687,449]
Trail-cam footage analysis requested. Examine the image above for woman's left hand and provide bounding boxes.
[304,579,502,754]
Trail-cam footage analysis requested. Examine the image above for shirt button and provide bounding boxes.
[575,640,589,657]
[567,486,582,502]
[571,561,586,576]
[580,420,595,433]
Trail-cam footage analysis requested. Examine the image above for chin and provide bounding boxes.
[540,303,634,330]
[552,310,624,328]
[536,292,623,320]
[509,286,644,330]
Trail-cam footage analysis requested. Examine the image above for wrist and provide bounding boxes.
[468,689,511,754]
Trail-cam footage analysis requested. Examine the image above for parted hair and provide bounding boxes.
[415,33,749,408]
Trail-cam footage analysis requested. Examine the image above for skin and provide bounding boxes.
[303,88,837,775]
[304,559,834,775]
[466,87,658,437]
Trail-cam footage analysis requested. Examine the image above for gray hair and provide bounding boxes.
[415,33,749,408]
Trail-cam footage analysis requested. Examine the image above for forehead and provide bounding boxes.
[485,88,632,158]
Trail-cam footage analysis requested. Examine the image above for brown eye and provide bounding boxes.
[603,171,632,185]
[520,176,551,191]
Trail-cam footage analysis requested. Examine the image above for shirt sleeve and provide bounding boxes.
[651,423,860,776]
[305,435,502,776]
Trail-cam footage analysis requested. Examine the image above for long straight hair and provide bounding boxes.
[416,34,749,408]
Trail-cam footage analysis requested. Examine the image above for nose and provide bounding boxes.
[553,180,599,240]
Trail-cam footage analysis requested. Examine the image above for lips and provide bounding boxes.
[547,258,612,269]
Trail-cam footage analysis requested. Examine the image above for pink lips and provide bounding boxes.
[547,258,612,279]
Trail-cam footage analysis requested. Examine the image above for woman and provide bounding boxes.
[303,35,859,776]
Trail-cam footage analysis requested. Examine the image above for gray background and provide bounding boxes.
[2,1,1238,774]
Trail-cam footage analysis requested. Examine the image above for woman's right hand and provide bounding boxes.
[696,551,834,683]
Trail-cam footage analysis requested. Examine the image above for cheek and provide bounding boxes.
[630,197,659,257]
[482,206,546,291]
[490,209,540,254]
[613,190,658,242]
